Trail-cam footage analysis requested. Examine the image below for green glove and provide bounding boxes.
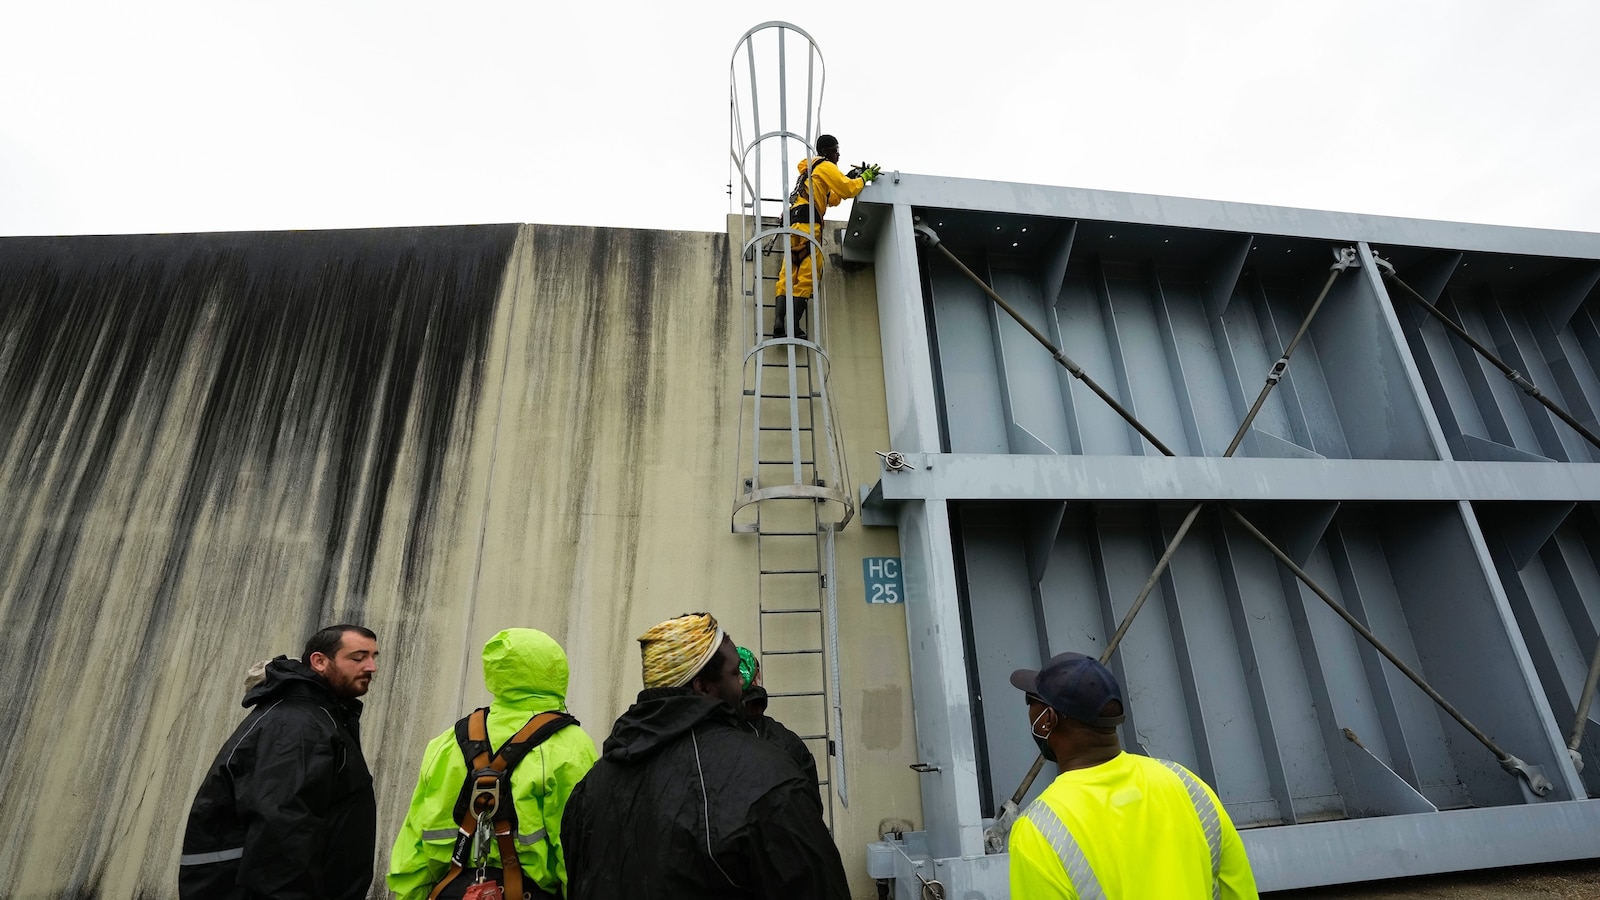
[861,163,882,184]
[737,646,761,689]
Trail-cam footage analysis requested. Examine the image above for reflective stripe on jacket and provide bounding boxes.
[1008,752,1259,900]
[386,629,599,900]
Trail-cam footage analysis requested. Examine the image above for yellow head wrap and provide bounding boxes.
[639,613,725,689]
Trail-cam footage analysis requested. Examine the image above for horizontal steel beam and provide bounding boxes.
[1241,800,1600,891]
[846,174,1600,260]
[871,454,1600,503]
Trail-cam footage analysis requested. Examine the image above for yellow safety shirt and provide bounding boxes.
[1009,751,1259,900]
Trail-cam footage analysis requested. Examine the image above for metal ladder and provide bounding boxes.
[729,20,853,829]
[744,317,847,826]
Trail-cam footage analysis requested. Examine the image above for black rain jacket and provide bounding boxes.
[179,657,376,900]
[561,687,849,900]
[741,685,821,805]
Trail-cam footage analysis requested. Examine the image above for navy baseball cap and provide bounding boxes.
[1010,652,1126,728]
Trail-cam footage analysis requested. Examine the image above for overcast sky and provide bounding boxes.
[3,1,1596,238]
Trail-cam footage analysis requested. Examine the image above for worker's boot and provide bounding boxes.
[773,296,809,340]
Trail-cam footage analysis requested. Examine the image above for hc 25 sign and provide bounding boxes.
[863,557,904,604]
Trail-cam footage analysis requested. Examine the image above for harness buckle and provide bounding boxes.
[468,768,502,818]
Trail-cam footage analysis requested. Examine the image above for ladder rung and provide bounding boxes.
[767,690,826,698]
[759,530,819,536]
[758,459,815,465]
[762,648,823,656]
[758,425,813,431]
[744,390,822,398]
[760,569,821,575]
[761,607,821,614]
[795,733,828,741]
[760,362,812,368]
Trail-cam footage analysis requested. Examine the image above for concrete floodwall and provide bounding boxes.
[0,222,918,898]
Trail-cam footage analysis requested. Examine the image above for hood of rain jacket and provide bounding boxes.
[387,629,598,900]
[561,687,850,900]
[181,657,375,900]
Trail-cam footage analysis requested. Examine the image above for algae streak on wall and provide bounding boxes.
[0,226,516,897]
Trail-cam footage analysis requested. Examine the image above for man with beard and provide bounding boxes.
[562,612,849,899]
[180,624,379,900]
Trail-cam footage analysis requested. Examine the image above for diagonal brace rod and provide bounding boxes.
[1381,265,1600,452]
[1105,250,1355,663]
[915,220,1177,457]
[915,225,1556,819]
[1225,505,1549,793]
[1383,258,1600,768]
[1568,636,1600,762]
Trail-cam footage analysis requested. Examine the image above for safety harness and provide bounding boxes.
[786,155,830,215]
[780,156,831,278]
[427,707,577,900]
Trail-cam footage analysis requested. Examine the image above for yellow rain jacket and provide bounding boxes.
[789,155,866,218]
[776,156,867,300]
[387,629,599,900]
[1009,752,1258,899]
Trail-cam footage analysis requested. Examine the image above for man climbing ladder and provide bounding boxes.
[773,134,880,339]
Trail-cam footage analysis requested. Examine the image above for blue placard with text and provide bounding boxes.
[863,557,904,604]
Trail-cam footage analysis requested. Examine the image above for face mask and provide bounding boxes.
[1030,708,1057,763]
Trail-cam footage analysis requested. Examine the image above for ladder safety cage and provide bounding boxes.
[729,20,854,532]
[728,21,855,830]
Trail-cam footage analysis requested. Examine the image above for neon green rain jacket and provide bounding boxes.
[387,629,599,900]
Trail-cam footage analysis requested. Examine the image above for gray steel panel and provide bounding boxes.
[1099,262,1192,455]
[929,262,1009,454]
[1498,511,1600,795]
[1058,270,1138,455]
[1153,512,1277,815]
[1248,271,1337,456]
[1312,266,1438,460]
[1326,519,1463,806]
[1548,326,1600,462]
[1396,503,1584,803]
[865,178,1600,891]
[957,520,1050,814]
[1155,276,1235,455]
[1087,513,1199,767]
[989,269,1071,454]
[1035,515,1105,654]
[1339,738,1439,818]
[1213,514,1341,821]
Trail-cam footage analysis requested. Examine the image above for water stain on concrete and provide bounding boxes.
[861,685,905,751]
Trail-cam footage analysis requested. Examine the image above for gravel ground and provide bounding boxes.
[1266,860,1600,899]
